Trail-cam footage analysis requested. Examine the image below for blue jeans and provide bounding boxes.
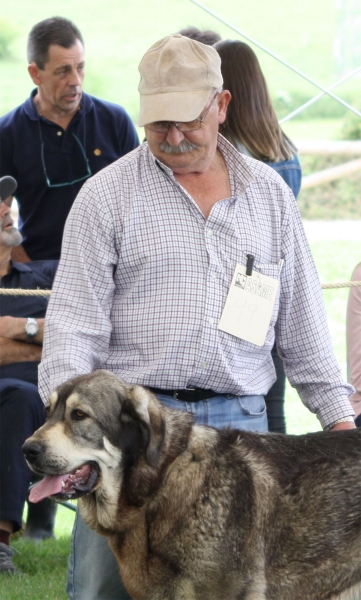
[66,393,267,600]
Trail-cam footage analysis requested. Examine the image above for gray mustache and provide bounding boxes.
[159,140,197,154]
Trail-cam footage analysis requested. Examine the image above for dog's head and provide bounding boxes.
[22,371,166,509]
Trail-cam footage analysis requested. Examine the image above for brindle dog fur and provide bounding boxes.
[23,370,361,600]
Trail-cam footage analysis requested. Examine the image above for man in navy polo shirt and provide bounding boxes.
[0,16,139,261]
[0,190,58,573]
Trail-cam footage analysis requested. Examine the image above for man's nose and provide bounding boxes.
[165,124,186,146]
[68,68,83,88]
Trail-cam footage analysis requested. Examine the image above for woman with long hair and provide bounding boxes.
[215,39,301,198]
[215,39,302,433]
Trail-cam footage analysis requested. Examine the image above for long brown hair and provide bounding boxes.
[214,40,296,162]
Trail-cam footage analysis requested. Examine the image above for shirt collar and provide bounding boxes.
[0,261,32,286]
[9,261,33,273]
[24,89,94,122]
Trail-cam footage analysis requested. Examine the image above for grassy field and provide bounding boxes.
[1,504,75,600]
[1,0,359,214]
[0,0,359,123]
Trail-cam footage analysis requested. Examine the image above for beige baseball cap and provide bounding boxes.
[138,34,223,127]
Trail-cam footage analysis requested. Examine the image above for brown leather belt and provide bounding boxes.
[148,387,219,402]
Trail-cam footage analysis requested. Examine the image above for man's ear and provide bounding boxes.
[122,386,165,468]
[28,63,42,86]
[217,90,232,125]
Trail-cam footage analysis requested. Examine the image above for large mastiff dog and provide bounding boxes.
[23,370,361,600]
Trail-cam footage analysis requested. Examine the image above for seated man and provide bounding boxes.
[0,188,58,573]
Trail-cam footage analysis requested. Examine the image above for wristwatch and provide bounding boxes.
[24,318,39,343]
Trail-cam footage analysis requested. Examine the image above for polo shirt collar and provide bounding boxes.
[0,261,32,287]
[9,261,33,273]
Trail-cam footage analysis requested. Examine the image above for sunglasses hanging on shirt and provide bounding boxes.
[38,119,92,188]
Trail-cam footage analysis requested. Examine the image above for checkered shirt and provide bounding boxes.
[39,135,354,429]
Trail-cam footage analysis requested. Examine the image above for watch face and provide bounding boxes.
[25,319,39,339]
[26,322,38,336]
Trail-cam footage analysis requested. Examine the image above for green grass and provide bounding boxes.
[282,118,345,142]
[1,503,76,599]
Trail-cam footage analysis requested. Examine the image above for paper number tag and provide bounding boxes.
[218,264,278,347]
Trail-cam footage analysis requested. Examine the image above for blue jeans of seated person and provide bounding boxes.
[66,393,268,600]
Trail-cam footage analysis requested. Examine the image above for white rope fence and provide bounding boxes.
[0,288,51,296]
[1,281,361,296]
[321,281,361,290]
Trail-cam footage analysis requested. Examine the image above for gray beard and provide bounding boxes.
[159,140,197,154]
[1,228,23,247]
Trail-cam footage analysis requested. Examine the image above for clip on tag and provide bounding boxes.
[246,254,254,276]
[218,263,279,346]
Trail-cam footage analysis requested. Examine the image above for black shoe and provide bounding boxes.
[24,497,58,541]
[0,542,21,574]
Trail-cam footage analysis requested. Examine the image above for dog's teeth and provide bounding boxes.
[61,481,65,488]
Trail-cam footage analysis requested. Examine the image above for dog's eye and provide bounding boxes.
[71,409,88,420]
[45,405,51,415]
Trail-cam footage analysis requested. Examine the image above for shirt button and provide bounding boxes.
[57,131,62,136]
[208,317,215,325]
[211,272,218,279]
[201,362,208,369]
[208,229,213,236]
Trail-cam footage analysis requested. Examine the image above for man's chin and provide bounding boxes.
[1,229,22,247]
[59,93,82,111]
[159,153,196,172]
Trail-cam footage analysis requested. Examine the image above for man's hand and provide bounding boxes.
[0,337,42,365]
[0,316,44,343]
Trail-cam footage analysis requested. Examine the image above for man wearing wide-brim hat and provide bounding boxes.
[38,34,355,600]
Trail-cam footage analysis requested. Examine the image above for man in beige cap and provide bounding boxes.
[38,34,355,599]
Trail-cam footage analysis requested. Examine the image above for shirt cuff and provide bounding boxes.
[317,395,355,430]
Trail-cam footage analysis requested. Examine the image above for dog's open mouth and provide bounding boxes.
[28,462,99,503]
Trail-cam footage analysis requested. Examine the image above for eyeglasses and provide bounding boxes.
[39,122,92,188]
[146,93,219,134]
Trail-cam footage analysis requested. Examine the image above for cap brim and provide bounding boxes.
[138,89,212,127]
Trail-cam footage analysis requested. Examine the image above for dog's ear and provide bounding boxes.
[121,386,165,468]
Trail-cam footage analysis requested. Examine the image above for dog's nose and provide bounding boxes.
[22,441,45,461]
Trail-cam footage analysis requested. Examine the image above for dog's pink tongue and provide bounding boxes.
[29,474,69,503]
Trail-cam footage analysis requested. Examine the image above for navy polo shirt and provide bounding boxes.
[0,260,58,384]
[0,91,139,260]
